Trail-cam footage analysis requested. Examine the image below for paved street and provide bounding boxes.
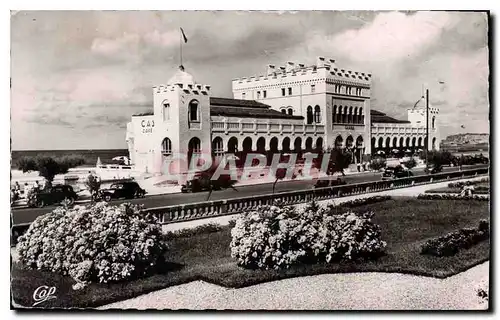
[11,164,486,226]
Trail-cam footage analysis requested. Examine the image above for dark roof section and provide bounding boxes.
[210,97,304,120]
[209,97,270,108]
[210,106,304,120]
[370,109,410,124]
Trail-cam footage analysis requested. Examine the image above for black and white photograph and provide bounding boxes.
[8,9,491,310]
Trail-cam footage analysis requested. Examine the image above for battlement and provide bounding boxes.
[153,83,211,95]
[232,56,372,86]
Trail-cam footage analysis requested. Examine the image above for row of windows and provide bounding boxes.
[306,106,321,124]
[241,84,317,100]
[332,105,364,124]
[333,84,363,96]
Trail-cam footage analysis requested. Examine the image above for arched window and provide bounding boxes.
[314,105,321,123]
[288,108,293,115]
[188,137,201,154]
[333,105,337,123]
[359,108,364,124]
[281,109,287,114]
[432,116,436,129]
[353,107,358,124]
[161,138,172,156]
[343,106,348,123]
[346,136,354,149]
[212,137,224,158]
[335,135,343,149]
[432,137,437,150]
[188,100,199,122]
[163,102,170,121]
[315,137,324,151]
[338,105,343,123]
[306,106,313,124]
[348,106,353,123]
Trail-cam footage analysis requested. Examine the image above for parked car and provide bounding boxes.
[381,165,413,180]
[28,185,78,208]
[98,181,146,201]
[181,171,236,193]
[425,165,443,174]
[314,177,347,188]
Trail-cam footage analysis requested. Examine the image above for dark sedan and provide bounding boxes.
[98,181,146,202]
[28,185,78,208]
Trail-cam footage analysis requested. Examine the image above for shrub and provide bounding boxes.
[337,196,391,208]
[369,157,387,171]
[16,202,167,286]
[421,220,489,257]
[164,223,224,239]
[448,178,489,189]
[417,194,489,201]
[230,202,386,270]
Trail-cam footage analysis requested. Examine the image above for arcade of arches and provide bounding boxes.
[370,135,437,156]
[171,134,366,166]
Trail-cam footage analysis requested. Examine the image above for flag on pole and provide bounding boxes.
[413,96,424,109]
[180,28,188,43]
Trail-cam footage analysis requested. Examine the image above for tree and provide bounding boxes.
[403,157,417,170]
[85,173,101,203]
[272,167,288,195]
[369,156,387,171]
[17,155,85,186]
[427,150,453,168]
[326,149,351,176]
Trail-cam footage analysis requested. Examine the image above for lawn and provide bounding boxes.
[11,197,490,309]
[426,182,490,194]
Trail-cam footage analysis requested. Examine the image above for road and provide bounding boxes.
[11,164,487,226]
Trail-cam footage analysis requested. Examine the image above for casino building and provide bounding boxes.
[126,57,439,173]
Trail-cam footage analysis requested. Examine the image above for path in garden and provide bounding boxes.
[100,261,489,310]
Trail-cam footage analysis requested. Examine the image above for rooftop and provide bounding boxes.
[370,109,410,124]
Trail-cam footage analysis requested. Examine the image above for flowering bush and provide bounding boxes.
[230,201,386,269]
[16,202,167,286]
[417,194,489,201]
[421,220,489,257]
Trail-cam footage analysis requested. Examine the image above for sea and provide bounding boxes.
[10,149,129,168]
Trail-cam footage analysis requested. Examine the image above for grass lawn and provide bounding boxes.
[11,197,490,309]
[426,182,490,194]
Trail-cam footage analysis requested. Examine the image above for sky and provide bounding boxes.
[10,10,489,150]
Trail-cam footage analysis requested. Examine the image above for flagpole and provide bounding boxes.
[180,28,183,67]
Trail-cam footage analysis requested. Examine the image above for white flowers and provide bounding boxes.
[16,202,167,285]
[230,202,387,270]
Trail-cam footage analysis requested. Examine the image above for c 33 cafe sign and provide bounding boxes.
[141,119,155,134]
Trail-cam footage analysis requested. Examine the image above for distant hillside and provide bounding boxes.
[442,133,489,145]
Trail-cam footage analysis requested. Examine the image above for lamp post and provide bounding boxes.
[425,88,429,171]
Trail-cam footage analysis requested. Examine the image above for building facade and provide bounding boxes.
[126,58,440,174]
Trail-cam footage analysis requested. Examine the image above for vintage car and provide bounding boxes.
[381,165,413,180]
[28,184,78,208]
[98,181,146,202]
[314,177,347,188]
[181,171,236,193]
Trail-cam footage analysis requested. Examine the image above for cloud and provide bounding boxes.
[315,11,459,62]
[10,11,489,150]
[91,32,141,56]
